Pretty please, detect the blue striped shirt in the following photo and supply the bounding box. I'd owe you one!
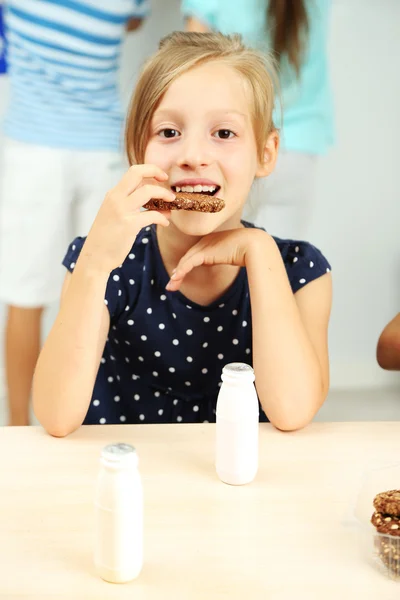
[3,0,149,151]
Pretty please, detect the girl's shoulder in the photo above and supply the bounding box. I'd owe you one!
[63,227,151,281]
[62,226,155,321]
[273,236,331,294]
[243,221,331,294]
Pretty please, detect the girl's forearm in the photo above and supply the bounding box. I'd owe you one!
[245,234,324,431]
[32,259,109,437]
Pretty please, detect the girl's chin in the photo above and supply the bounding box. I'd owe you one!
[169,212,225,237]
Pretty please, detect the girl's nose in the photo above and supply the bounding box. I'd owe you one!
[177,136,212,170]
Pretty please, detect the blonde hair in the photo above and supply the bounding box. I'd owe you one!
[125,31,279,165]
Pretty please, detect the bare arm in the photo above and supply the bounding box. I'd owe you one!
[166,227,332,432]
[33,265,110,437]
[126,17,145,32]
[185,16,211,32]
[246,231,332,431]
[377,313,400,370]
[32,164,174,438]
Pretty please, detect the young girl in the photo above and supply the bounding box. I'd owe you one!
[32,32,332,437]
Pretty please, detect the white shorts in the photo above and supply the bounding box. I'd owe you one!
[243,151,319,240]
[0,138,125,307]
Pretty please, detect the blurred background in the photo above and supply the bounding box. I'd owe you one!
[0,0,399,424]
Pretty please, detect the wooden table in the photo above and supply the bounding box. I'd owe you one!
[0,422,399,599]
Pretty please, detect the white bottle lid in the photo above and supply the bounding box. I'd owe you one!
[101,443,138,469]
[221,362,255,383]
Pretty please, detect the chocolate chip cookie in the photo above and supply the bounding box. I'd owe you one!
[144,192,225,213]
[373,490,400,517]
[371,511,400,536]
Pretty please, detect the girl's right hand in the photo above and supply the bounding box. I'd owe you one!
[79,164,174,275]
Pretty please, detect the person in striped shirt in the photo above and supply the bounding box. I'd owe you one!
[0,0,149,426]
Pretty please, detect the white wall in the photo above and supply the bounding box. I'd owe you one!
[0,0,399,391]
[310,0,400,388]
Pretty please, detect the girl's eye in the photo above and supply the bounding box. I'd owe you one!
[214,129,236,140]
[158,129,180,139]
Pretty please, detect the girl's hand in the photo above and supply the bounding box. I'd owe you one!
[166,228,269,291]
[80,164,174,275]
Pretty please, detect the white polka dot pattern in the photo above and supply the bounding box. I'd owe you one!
[63,227,331,426]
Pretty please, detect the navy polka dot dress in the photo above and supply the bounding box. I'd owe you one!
[62,222,331,425]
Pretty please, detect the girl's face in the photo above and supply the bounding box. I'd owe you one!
[144,61,277,237]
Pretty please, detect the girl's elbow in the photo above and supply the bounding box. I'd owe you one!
[272,415,312,432]
[33,405,71,438]
[33,394,76,438]
[267,404,315,431]
[377,334,400,370]
[41,420,77,438]
[266,389,327,432]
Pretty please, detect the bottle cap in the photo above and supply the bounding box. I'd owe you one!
[221,362,255,382]
[101,443,138,467]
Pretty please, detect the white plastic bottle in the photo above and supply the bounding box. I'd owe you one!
[94,443,143,583]
[216,363,259,485]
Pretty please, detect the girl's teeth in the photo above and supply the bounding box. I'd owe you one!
[178,185,218,193]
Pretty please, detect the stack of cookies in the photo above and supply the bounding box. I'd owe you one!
[371,490,400,577]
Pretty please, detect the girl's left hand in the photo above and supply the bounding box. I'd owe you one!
[165,227,268,291]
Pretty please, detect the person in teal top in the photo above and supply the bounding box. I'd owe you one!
[182,0,334,239]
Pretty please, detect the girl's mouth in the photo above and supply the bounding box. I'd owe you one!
[171,184,220,197]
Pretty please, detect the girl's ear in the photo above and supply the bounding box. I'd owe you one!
[255,130,279,178]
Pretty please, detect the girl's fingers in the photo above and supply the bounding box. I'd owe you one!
[129,184,175,210]
[166,252,206,291]
[133,209,171,231]
[115,164,169,196]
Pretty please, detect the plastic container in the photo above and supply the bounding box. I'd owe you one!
[216,362,259,485]
[94,443,143,583]
[350,462,400,581]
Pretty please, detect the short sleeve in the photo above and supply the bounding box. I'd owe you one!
[276,239,331,294]
[130,0,151,18]
[62,237,132,323]
[181,0,218,29]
